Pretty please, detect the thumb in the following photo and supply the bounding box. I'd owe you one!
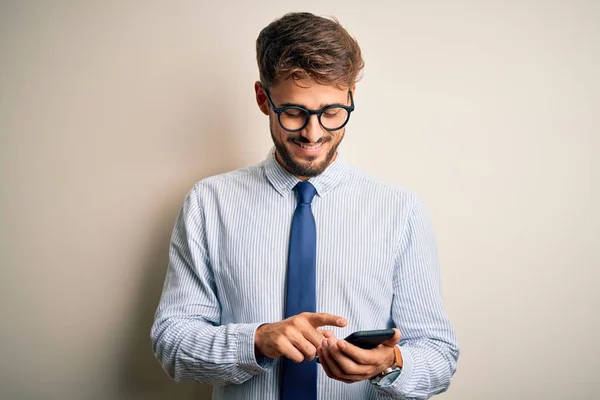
[382,328,401,347]
[307,312,348,328]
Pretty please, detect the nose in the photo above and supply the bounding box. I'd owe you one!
[301,114,324,143]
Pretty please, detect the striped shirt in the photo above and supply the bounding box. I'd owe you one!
[151,148,459,400]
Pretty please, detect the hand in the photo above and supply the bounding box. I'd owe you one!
[317,328,401,383]
[255,312,347,363]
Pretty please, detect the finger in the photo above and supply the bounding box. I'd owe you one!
[328,340,373,378]
[317,329,336,339]
[302,326,327,349]
[279,338,307,363]
[304,312,348,328]
[287,332,318,361]
[381,328,401,347]
[323,344,344,377]
[321,341,355,383]
[319,350,353,384]
[292,316,327,349]
[317,347,334,377]
[336,339,375,365]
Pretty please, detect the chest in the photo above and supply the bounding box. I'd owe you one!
[208,194,399,322]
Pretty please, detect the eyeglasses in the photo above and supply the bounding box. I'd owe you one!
[264,90,355,132]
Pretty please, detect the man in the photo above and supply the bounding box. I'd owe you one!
[151,12,459,400]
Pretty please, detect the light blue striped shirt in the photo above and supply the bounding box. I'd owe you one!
[151,148,459,399]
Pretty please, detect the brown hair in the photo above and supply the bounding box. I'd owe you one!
[256,12,364,89]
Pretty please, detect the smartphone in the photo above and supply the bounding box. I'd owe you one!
[343,329,395,349]
[315,328,395,363]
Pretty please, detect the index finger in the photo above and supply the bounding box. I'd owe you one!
[335,340,376,365]
[304,312,348,328]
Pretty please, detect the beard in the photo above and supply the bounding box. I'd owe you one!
[270,122,343,178]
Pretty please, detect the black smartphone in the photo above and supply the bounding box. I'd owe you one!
[343,329,395,349]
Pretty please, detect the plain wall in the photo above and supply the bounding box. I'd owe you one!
[1,1,598,399]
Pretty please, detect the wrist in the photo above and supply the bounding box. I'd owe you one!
[386,346,396,368]
[371,346,403,386]
[254,323,269,357]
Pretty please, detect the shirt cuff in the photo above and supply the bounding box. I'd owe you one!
[374,345,414,396]
[237,323,277,374]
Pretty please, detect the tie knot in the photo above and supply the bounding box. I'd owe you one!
[294,181,317,205]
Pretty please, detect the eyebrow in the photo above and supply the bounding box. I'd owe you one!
[265,90,352,110]
[277,96,350,109]
[278,101,341,108]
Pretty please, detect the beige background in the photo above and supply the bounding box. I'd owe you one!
[1,1,598,399]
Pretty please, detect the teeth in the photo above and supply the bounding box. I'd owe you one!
[297,142,322,149]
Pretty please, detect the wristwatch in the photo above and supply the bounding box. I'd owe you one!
[370,346,403,387]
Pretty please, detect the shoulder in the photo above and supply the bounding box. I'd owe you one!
[343,164,422,211]
[339,164,436,246]
[187,160,267,203]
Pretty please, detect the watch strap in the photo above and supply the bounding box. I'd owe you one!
[392,345,402,368]
[370,345,403,385]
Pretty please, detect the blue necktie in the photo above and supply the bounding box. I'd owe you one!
[281,181,318,400]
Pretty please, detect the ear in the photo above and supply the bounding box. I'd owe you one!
[255,81,269,116]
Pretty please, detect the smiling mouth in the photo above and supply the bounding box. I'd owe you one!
[294,141,323,150]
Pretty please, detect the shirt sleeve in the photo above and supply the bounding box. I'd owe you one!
[150,185,277,385]
[375,194,460,399]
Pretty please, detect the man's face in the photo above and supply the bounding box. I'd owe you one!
[255,79,353,179]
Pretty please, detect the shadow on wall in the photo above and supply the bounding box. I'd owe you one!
[116,84,250,400]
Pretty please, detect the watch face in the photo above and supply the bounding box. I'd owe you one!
[378,369,402,386]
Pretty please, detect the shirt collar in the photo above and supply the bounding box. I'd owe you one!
[263,146,350,197]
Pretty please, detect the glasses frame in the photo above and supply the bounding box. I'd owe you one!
[264,90,355,133]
